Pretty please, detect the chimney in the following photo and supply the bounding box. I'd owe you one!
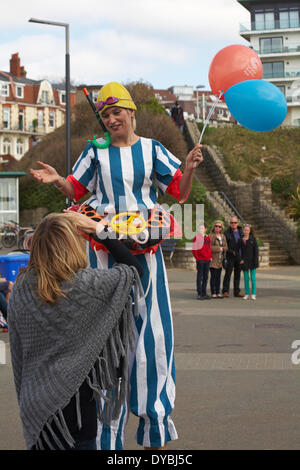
[10,53,21,78]
[20,66,27,78]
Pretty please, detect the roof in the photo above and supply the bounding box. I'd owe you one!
[0,171,26,177]
[154,89,177,102]
[237,0,276,10]
[0,71,76,91]
[0,71,39,85]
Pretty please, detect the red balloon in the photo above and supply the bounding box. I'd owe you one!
[208,45,263,100]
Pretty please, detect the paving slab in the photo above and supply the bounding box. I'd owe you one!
[1,265,300,450]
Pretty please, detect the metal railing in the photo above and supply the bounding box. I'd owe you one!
[0,125,45,133]
[254,44,300,54]
[240,19,300,33]
[263,70,300,79]
[219,191,246,223]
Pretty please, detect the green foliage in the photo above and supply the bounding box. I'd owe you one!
[271,176,294,199]
[20,182,67,214]
[139,97,166,115]
[203,126,300,221]
[289,190,300,222]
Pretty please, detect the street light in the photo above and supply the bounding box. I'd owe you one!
[28,18,71,206]
[196,85,205,122]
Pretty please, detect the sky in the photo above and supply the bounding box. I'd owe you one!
[0,0,250,90]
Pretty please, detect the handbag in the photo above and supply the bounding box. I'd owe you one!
[222,255,228,270]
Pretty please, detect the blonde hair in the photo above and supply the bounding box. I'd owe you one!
[21,213,88,304]
[212,220,224,233]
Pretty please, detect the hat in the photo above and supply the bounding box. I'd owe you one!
[96,82,137,113]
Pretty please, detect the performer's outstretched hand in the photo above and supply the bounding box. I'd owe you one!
[30,161,60,184]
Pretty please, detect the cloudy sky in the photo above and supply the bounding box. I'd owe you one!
[0,0,250,89]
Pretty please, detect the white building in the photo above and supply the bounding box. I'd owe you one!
[238,0,300,127]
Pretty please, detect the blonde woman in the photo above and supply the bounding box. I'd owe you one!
[210,220,228,299]
[8,212,143,450]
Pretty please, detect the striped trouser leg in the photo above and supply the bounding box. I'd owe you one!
[89,244,178,449]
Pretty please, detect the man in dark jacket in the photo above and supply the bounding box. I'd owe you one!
[222,216,244,297]
[171,101,184,132]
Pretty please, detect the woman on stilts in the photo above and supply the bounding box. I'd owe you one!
[30,82,203,450]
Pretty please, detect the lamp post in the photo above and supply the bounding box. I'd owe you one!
[196,85,205,122]
[28,18,71,206]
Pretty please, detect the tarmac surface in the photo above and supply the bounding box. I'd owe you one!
[1,265,300,450]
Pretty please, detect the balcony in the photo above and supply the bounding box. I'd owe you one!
[240,19,300,33]
[0,125,46,135]
[263,70,300,80]
[286,95,300,106]
[254,43,300,56]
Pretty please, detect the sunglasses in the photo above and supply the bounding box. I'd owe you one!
[214,225,222,228]
[230,221,238,224]
[95,96,131,112]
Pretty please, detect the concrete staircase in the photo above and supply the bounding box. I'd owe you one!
[194,164,290,266]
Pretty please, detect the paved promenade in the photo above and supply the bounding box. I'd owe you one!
[1,265,300,450]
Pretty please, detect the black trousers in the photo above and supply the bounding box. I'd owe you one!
[210,267,222,295]
[222,257,241,295]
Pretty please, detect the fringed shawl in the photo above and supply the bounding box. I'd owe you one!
[8,264,143,450]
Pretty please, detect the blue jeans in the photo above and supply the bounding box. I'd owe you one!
[196,260,210,296]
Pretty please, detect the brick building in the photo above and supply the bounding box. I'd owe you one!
[0,53,76,164]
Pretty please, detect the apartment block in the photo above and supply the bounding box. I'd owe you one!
[238,0,300,126]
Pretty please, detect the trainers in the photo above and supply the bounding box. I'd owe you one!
[251,295,256,300]
[243,295,250,300]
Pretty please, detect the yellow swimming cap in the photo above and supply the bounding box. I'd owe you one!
[96,82,137,114]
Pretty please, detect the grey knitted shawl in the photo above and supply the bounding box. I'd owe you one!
[8,264,142,450]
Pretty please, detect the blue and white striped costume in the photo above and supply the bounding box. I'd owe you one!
[72,137,181,449]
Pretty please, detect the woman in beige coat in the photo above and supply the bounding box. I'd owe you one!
[210,220,228,298]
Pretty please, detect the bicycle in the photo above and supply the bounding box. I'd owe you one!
[0,220,35,250]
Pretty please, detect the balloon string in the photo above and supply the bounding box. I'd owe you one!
[198,91,223,145]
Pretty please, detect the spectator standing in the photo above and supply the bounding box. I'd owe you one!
[192,223,212,300]
[240,224,259,300]
[222,217,244,298]
[171,101,184,132]
[210,220,228,299]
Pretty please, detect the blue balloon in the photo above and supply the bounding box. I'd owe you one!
[224,79,287,132]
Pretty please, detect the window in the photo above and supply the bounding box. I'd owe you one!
[260,37,283,54]
[42,90,49,104]
[92,90,99,103]
[255,10,275,30]
[1,83,9,96]
[60,92,66,104]
[0,178,17,216]
[279,9,299,29]
[16,86,23,99]
[2,137,12,155]
[49,111,55,128]
[263,61,284,79]
[3,107,10,129]
[16,138,24,157]
[18,110,24,131]
[38,110,43,127]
